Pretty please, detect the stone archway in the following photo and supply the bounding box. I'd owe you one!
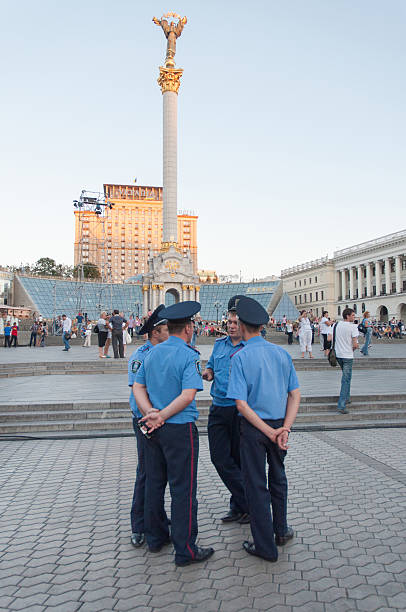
[376,305,388,322]
[165,288,180,306]
[397,303,406,320]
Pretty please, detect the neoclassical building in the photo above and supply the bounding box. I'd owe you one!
[281,230,406,321]
[334,230,406,321]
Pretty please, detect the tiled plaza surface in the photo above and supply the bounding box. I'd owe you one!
[1,430,406,612]
[0,340,405,364]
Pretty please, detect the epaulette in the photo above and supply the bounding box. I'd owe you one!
[186,344,201,355]
[215,335,228,342]
[139,343,151,353]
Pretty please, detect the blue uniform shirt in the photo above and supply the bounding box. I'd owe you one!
[135,335,203,424]
[128,340,153,418]
[206,336,246,407]
[227,336,299,420]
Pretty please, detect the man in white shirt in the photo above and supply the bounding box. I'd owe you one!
[320,311,333,356]
[328,308,359,414]
[61,314,72,351]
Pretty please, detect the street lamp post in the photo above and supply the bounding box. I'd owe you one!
[214,301,222,325]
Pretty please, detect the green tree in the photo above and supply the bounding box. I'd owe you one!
[32,257,60,276]
[73,262,101,279]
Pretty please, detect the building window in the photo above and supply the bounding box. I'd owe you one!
[382,284,386,294]
[372,266,376,276]
[304,294,307,303]
[338,306,341,315]
[403,280,406,291]
[363,269,367,278]
[299,280,301,287]
[353,304,357,313]
[304,279,306,286]
[362,303,365,312]
[320,290,324,300]
[373,286,376,296]
[294,296,297,305]
[294,281,296,288]
[392,282,396,294]
[315,276,317,283]
[402,260,406,271]
[309,278,312,284]
[299,295,302,304]
[315,292,318,301]
[391,262,395,272]
[309,293,312,302]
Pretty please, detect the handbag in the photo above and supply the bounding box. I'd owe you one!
[93,324,99,334]
[126,331,132,344]
[328,322,338,367]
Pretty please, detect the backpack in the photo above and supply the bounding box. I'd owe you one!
[358,319,367,335]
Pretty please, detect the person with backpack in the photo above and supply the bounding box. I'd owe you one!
[360,311,372,356]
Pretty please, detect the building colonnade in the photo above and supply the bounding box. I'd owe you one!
[336,255,405,302]
[142,284,200,315]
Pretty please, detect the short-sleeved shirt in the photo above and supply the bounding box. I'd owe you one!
[135,335,203,424]
[97,318,107,332]
[333,322,359,359]
[4,326,11,336]
[110,315,126,331]
[206,336,246,407]
[227,336,299,420]
[320,317,331,335]
[128,340,153,418]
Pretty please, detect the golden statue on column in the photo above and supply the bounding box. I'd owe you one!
[153,12,187,69]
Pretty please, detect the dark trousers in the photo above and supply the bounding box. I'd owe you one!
[240,418,288,560]
[112,330,124,358]
[207,404,248,514]
[144,422,199,564]
[4,336,11,347]
[130,418,147,533]
[287,332,293,345]
[29,332,37,347]
[10,336,17,347]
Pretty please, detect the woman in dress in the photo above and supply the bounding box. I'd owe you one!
[360,311,372,356]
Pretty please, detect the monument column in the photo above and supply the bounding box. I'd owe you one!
[349,267,355,300]
[341,269,347,302]
[366,263,372,297]
[195,285,200,302]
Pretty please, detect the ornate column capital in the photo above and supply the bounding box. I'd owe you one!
[142,285,149,292]
[158,67,184,94]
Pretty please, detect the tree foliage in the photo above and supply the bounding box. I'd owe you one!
[73,262,101,279]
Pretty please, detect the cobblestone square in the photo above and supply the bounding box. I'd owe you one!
[1,428,405,611]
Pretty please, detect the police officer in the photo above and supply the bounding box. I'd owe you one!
[227,296,300,562]
[203,295,249,523]
[128,305,169,547]
[134,301,215,567]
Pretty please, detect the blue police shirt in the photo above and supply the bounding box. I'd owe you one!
[135,335,203,424]
[227,336,299,420]
[128,340,153,418]
[206,336,246,407]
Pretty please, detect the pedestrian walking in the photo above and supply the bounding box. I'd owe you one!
[61,315,72,351]
[10,323,18,347]
[128,305,169,548]
[203,295,249,524]
[4,323,12,347]
[109,310,127,359]
[286,320,293,345]
[134,301,215,567]
[83,322,92,347]
[328,308,359,414]
[40,322,48,347]
[29,322,38,347]
[360,311,372,356]
[320,311,333,356]
[227,296,300,562]
[96,312,109,358]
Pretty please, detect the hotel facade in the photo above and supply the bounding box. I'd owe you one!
[74,184,198,283]
[281,230,406,321]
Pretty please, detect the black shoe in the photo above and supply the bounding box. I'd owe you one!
[238,513,251,524]
[221,510,244,523]
[130,532,145,547]
[148,537,171,553]
[275,526,294,546]
[175,546,214,567]
[243,541,277,562]
[337,408,349,414]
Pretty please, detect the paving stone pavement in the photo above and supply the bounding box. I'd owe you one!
[1,369,405,404]
[0,430,405,611]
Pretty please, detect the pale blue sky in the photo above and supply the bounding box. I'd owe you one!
[1,1,405,278]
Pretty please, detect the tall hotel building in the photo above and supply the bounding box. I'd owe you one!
[74,184,198,282]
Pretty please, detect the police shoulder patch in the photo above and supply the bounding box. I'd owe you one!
[195,359,202,376]
[131,359,142,374]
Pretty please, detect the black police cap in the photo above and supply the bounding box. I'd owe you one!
[138,304,167,335]
[236,296,269,326]
[160,300,201,322]
[227,294,246,312]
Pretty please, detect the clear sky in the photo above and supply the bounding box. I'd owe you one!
[1,1,405,279]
